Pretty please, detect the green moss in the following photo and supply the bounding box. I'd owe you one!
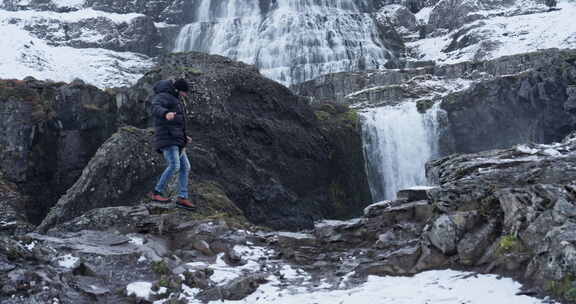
[317,103,337,114]
[566,287,576,302]
[341,109,359,128]
[184,181,249,228]
[416,99,435,113]
[173,66,203,76]
[547,275,576,302]
[151,261,170,275]
[120,126,142,134]
[82,104,103,111]
[497,235,524,255]
[329,181,348,216]
[315,110,331,121]
[0,86,38,102]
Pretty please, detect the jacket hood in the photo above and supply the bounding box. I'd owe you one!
[153,80,178,96]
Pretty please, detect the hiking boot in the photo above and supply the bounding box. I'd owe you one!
[148,191,170,203]
[176,197,195,210]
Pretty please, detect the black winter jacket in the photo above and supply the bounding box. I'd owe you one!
[151,80,188,152]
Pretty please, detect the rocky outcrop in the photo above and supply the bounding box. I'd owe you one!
[295,49,576,160]
[293,49,567,105]
[423,135,576,301]
[439,49,576,155]
[0,78,118,224]
[0,202,261,303]
[36,127,162,231]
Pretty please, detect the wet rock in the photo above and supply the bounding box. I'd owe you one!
[397,187,435,202]
[425,212,481,256]
[197,273,268,301]
[182,267,214,290]
[192,240,213,256]
[355,246,421,276]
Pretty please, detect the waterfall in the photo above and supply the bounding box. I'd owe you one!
[361,102,440,201]
[174,0,393,85]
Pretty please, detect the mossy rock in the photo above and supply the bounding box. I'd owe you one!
[315,110,331,121]
[416,99,435,113]
[496,235,524,255]
[0,86,38,102]
[178,180,249,229]
[546,275,576,302]
[151,260,170,275]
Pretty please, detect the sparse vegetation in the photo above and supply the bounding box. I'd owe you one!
[497,235,523,254]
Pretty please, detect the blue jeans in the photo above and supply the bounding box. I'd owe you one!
[154,145,190,199]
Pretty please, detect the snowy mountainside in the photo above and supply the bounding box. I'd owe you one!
[0,0,575,89]
[400,0,576,64]
[0,2,157,88]
[0,21,153,88]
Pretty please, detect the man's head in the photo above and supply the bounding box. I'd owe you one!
[173,78,189,96]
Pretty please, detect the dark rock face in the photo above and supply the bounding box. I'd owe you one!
[37,127,162,231]
[440,50,576,155]
[0,172,34,236]
[0,79,118,224]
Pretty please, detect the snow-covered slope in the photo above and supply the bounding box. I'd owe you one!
[407,0,576,64]
[1,0,575,89]
[0,6,155,88]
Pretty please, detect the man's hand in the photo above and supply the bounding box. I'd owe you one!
[187,136,192,144]
[165,112,176,120]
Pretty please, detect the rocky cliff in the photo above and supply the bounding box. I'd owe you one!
[0,78,118,224]
[295,49,576,158]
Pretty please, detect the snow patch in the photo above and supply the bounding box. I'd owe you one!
[516,144,539,154]
[52,0,85,9]
[56,254,79,268]
[129,236,144,245]
[126,282,153,300]
[170,269,556,304]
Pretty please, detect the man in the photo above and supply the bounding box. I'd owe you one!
[148,78,195,210]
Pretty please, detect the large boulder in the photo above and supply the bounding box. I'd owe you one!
[37,127,162,231]
[125,52,372,230]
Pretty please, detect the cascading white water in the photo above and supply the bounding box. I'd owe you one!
[174,0,393,85]
[361,102,440,201]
